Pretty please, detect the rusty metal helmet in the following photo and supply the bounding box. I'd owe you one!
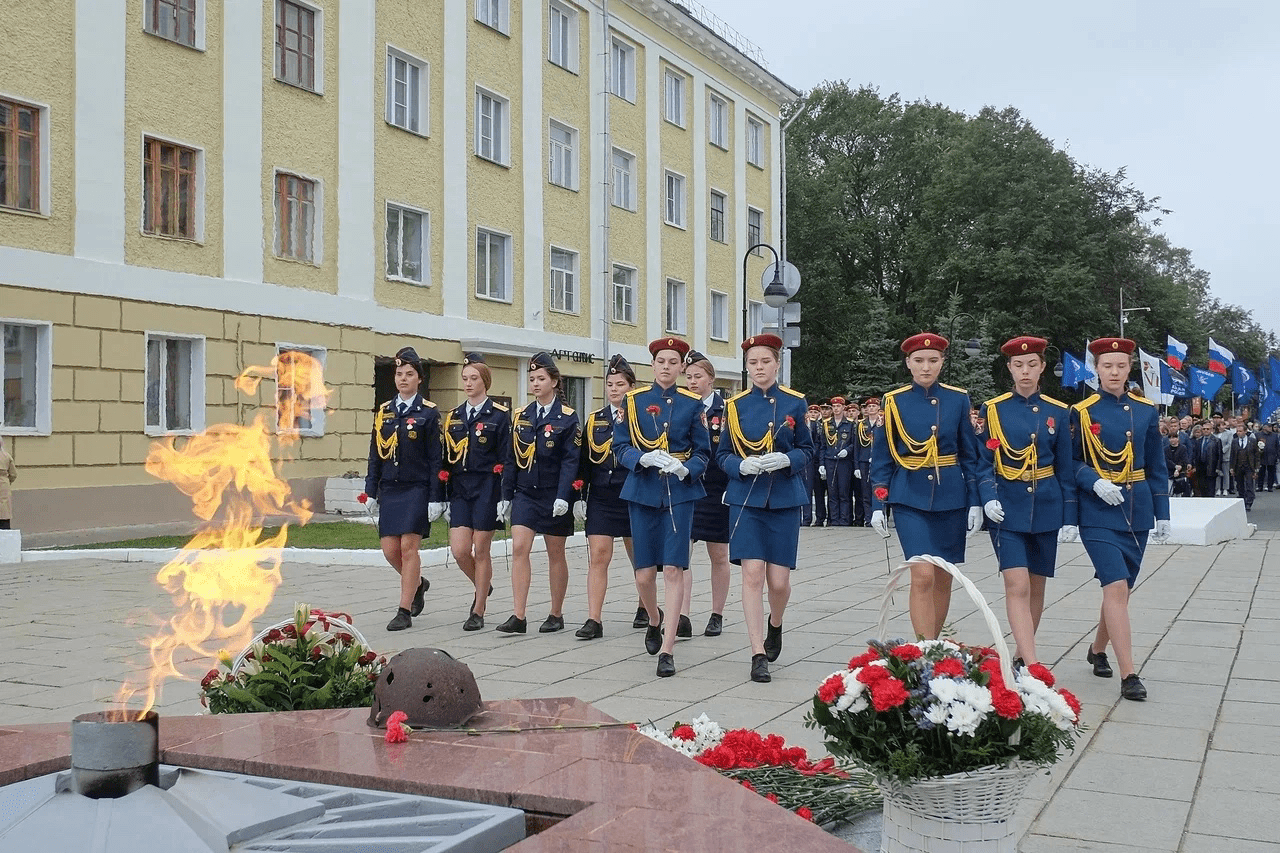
[367,648,483,728]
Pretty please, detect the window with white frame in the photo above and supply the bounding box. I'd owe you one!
[708,92,728,148]
[386,47,428,135]
[386,203,427,284]
[611,264,635,323]
[548,0,578,72]
[1,321,51,433]
[0,98,46,215]
[275,0,320,92]
[665,278,686,334]
[746,116,765,167]
[475,0,509,33]
[549,247,577,313]
[476,228,510,301]
[748,206,763,254]
[275,344,326,435]
[664,171,685,227]
[145,333,204,434]
[609,36,635,101]
[548,120,576,190]
[610,147,635,211]
[710,291,729,341]
[709,190,726,243]
[748,300,764,336]
[144,0,200,49]
[663,69,684,126]
[143,136,201,241]
[274,171,318,262]
[563,375,587,417]
[475,87,508,165]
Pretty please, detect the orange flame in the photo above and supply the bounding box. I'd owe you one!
[116,353,331,717]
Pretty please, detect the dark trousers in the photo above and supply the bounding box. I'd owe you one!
[1257,464,1276,490]
[826,459,854,525]
[812,471,828,525]
[1236,467,1256,508]
[800,464,814,525]
[853,463,870,525]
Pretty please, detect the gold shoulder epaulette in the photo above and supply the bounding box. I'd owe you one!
[626,385,651,398]
[677,387,702,400]
[1039,394,1069,410]
[727,389,750,404]
[421,400,437,408]
[1129,393,1155,406]
[985,392,1012,407]
[939,382,969,394]
[1073,394,1101,411]
[884,385,909,397]
[561,405,575,415]
[778,385,805,399]
[492,402,508,412]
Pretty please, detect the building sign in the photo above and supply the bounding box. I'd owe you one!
[550,350,596,364]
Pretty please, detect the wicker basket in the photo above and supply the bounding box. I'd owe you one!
[231,608,369,675]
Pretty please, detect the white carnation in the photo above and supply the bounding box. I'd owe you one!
[945,703,983,736]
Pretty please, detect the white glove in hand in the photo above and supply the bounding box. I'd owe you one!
[1058,524,1079,543]
[854,468,863,480]
[760,452,791,472]
[497,500,512,523]
[966,505,984,538]
[738,456,764,476]
[1153,519,1171,543]
[639,450,666,469]
[366,498,379,516]
[870,510,891,539]
[427,502,447,522]
[553,499,569,517]
[818,465,827,480]
[573,500,588,522]
[984,499,1005,523]
[670,464,690,480]
[1092,478,1125,506]
[837,448,849,459]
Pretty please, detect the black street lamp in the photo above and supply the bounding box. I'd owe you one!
[742,243,789,388]
[943,313,981,378]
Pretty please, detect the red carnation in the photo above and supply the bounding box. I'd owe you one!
[493,463,504,474]
[986,438,1001,450]
[1058,688,1082,719]
[357,492,369,504]
[848,649,881,669]
[740,779,755,792]
[991,686,1023,719]
[572,479,584,491]
[874,487,889,501]
[931,657,965,677]
[784,415,796,429]
[891,644,923,662]
[817,674,846,704]
[438,470,450,482]
[671,724,695,741]
[796,806,815,822]
[1089,422,1102,435]
[870,677,910,711]
[856,665,891,686]
[358,651,377,665]
[384,710,411,744]
[765,792,779,804]
[646,404,661,414]
[200,668,220,689]
[1027,663,1055,687]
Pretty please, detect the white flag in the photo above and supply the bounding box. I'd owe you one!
[1083,341,1099,390]
[1139,349,1163,403]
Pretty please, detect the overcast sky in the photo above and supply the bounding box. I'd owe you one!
[698,0,1277,349]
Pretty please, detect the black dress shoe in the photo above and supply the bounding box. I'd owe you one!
[632,606,649,629]
[763,620,783,662]
[676,615,693,638]
[656,653,676,677]
[1087,648,1113,678]
[470,584,495,614]
[386,608,412,632]
[462,612,484,631]
[1121,673,1147,701]
[644,625,663,655]
[575,618,603,640]
[704,613,723,637]
[539,614,565,633]
[750,653,771,683]
[495,615,527,634]
[410,578,430,617]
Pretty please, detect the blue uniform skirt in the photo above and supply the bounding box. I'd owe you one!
[512,486,574,537]
[893,505,966,564]
[376,481,432,538]
[691,491,730,543]
[448,471,502,532]
[1081,527,1149,588]
[628,502,694,570]
[989,527,1058,576]
[586,481,631,538]
[728,505,802,568]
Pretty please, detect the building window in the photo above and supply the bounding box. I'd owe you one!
[386,47,428,135]
[708,93,728,149]
[144,0,198,48]
[611,147,635,211]
[664,170,685,228]
[0,98,42,214]
[1,322,51,433]
[710,291,729,341]
[746,116,765,167]
[612,264,635,324]
[275,0,319,92]
[274,171,317,262]
[475,87,508,165]
[475,0,509,34]
[549,247,578,314]
[275,345,326,435]
[386,203,427,284]
[563,375,587,417]
[609,36,635,101]
[143,137,199,241]
[548,120,576,190]
[664,69,684,127]
[748,300,764,336]
[145,334,204,434]
[476,228,510,301]
[748,206,763,254]
[548,1,577,72]
[665,278,686,334]
[709,190,726,243]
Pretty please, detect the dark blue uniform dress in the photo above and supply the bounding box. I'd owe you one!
[810,418,828,525]
[822,418,856,525]
[719,384,814,568]
[1071,391,1169,587]
[578,404,631,538]
[504,398,581,537]
[853,418,875,526]
[871,382,980,563]
[365,395,445,537]
[977,391,1077,576]
[691,392,730,543]
[442,397,512,532]
[614,383,710,570]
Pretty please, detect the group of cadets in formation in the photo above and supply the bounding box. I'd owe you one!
[364,332,1169,698]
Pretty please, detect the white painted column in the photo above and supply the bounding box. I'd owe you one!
[521,0,545,332]
[74,0,126,264]
[644,44,662,341]
[337,0,376,301]
[222,0,264,283]
[442,0,469,319]
[690,68,708,352]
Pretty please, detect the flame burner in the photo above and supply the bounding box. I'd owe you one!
[68,710,160,799]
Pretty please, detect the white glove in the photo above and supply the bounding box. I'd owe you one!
[553,499,569,517]
[853,468,863,480]
[427,502,447,522]
[366,498,379,516]
[721,492,729,505]
[1152,519,1171,544]
[760,452,791,472]
[983,500,1004,523]
[818,465,827,480]
[443,504,451,524]
[1092,479,1125,506]
[738,456,764,476]
[573,500,588,522]
[870,510,890,539]
[966,505,984,538]
[1058,524,1078,543]
[497,500,511,523]
[837,448,849,459]
[639,450,666,469]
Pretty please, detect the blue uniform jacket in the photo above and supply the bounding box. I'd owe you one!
[718,383,814,509]
[615,383,710,507]
[977,390,1077,533]
[821,418,856,466]
[1071,391,1169,532]
[577,405,629,496]
[701,392,730,500]
[871,382,979,513]
[503,398,581,502]
[365,394,445,501]
[441,398,512,476]
[854,418,875,467]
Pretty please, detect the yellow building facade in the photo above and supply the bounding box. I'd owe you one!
[0,0,797,535]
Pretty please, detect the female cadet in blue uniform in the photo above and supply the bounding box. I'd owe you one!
[572,355,638,640]
[977,336,1077,668]
[870,333,983,640]
[441,353,512,632]
[719,333,813,683]
[683,350,731,638]
[1072,337,1170,701]
[614,336,711,678]
[364,347,446,632]
[820,396,856,526]
[495,352,581,635]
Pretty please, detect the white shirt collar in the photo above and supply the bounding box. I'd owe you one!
[701,392,715,408]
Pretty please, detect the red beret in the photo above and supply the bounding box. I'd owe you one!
[830,396,847,405]
[1088,338,1136,356]
[649,337,691,358]
[901,332,948,354]
[1000,336,1048,357]
[865,396,880,405]
[741,333,783,352]
[807,404,820,411]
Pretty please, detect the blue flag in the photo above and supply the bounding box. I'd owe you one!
[1232,362,1257,402]
[1163,362,1188,398]
[1189,366,1226,400]
[1270,355,1280,396]
[1260,365,1277,423]
[1062,351,1090,387]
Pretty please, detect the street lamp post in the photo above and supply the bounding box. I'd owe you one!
[943,313,981,378]
[1119,286,1149,338]
[741,243,789,388]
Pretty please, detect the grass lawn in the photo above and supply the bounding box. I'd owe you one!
[51,520,515,551]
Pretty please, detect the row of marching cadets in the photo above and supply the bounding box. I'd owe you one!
[805,394,882,527]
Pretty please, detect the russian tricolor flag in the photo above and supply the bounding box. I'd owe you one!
[1166,335,1187,370]
[1208,337,1234,376]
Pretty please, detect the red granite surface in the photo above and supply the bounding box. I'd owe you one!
[0,698,862,852]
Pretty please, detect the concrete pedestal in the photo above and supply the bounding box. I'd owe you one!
[0,529,20,564]
[1168,498,1253,545]
[322,477,368,516]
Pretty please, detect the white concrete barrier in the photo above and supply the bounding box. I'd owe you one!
[0,530,20,564]
[1168,497,1254,545]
